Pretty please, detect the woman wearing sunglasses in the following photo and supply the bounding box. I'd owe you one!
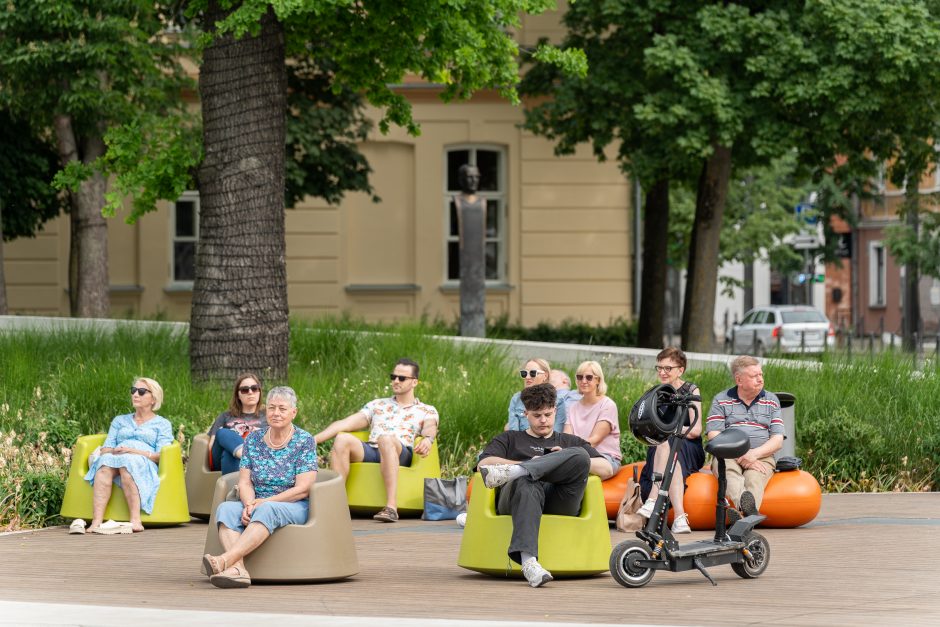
[636,347,704,534]
[207,373,268,475]
[563,361,621,479]
[83,377,173,533]
[505,358,568,433]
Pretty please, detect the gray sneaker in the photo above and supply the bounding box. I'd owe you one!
[481,464,515,488]
[739,491,759,517]
[521,559,553,588]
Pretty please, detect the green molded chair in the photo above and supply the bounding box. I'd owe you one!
[457,473,610,577]
[344,431,440,516]
[60,433,190,525]
[203,469,359,582]
[184,433,222,520]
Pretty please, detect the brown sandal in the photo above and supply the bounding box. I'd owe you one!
[373,506,399,523]
[202,553,226,577]
[209,565,251,588]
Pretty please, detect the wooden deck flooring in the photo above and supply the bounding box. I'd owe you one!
[1,493,938,626]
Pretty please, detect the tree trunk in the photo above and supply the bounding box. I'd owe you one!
[636,179,669,349]
[0,199,7,315]
[192,1,289,381]
[54,114,110,318]
[903,178,920,352]
[681,145,732,353]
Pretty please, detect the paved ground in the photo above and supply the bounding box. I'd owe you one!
[0,493,938,626]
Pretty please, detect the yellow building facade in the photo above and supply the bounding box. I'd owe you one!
[2,8,634,326]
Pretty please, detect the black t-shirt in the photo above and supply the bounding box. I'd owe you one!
[479,430,602,464]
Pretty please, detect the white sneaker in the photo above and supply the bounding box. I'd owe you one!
[521,559,553,588]
[481,464,515,488]
[637,497,656,519]
[672,513,691,534]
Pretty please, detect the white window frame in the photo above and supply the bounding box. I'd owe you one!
[869,240,886,307]
[443,145,508,284]
[169,191,200,287]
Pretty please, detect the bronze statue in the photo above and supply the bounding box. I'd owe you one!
[454,164,486,337]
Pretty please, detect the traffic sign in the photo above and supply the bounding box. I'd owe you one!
[792,234,820,250]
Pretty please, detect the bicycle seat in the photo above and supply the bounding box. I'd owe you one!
[705,428,750,459]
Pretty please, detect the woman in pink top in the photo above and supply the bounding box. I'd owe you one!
[563,360,621,479]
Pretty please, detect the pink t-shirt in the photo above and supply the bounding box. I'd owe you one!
[566,396,621,461]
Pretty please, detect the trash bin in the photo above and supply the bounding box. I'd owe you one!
[773,392,796,460]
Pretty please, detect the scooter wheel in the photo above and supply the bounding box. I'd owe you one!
[731,531,770,579]
[609,540,656,588]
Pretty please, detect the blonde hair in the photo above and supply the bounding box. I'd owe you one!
[576,360,607,396]
[522,358,551,381]
[134,377,164,412]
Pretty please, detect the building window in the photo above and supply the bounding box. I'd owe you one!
[444,146,506,282]
[869,241,886,307]
[171,192,199,283]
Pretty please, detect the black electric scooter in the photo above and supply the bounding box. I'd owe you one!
[609,384,770,587]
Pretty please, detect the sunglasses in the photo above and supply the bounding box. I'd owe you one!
[519,369,545,378]
[130,387,151,396]
[389,374,416,382]
[575,374,597,382]
[655,365,678,373]
[239,385,260,394]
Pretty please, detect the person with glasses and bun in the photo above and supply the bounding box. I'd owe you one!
[562,361,621,480]
[207,373,267,475]
[636,347,704,534]
[505,358,568,433]
[83,377,173,533]
[314,358,438,523]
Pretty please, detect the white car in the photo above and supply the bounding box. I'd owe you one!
[726,306,835,355]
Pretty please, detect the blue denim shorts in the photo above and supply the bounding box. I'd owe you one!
[215,499,308,534]
[601,453,622,475]
[361,440,413,466]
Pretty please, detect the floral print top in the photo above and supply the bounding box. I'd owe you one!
[361,397,439,448]
[239,426,318,499]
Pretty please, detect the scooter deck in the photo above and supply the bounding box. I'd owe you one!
[669,539,745,559]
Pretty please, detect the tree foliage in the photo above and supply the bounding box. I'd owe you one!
[0,109,65,241]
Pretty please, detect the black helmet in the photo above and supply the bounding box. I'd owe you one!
[629,383,685,445]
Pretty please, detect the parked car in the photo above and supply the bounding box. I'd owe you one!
[726,305,835,355]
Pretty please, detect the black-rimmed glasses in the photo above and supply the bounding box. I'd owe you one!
[519,369,545,378]
[238,385,260,394]
[575,374,597,382]
[390,374,416,382]
[655,365,678,374]
[130,387,151,396]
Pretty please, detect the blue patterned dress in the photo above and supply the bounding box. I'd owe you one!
[240,427,318,497]
[84,414,174,514]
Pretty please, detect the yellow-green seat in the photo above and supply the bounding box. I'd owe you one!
[457,473,610,577]
[60,433,190,525]
[184,433,222,520]
[344,431,440,516]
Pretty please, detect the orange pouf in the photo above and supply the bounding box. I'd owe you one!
[603,462,645,519]
[681,469,821,529]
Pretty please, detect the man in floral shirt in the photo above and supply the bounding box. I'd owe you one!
[315,358,439,522]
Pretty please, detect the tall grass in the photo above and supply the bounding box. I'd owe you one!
[0,318,935,530]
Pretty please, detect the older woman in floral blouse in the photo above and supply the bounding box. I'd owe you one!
[202,386,317,588]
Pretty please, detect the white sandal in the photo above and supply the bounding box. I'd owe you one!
[68,519,86,535]
[90,519,133,535]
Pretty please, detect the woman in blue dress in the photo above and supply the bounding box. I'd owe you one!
[85,377,173,533]
[203,386,318,588]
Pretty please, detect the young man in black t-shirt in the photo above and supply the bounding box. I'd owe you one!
[478,382,602,588]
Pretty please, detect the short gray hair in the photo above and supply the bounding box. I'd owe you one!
[730,355,760,377]
[266,386,298,408]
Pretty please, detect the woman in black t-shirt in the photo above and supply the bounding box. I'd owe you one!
[207,373,267,474]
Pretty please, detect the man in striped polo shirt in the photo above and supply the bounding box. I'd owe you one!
[706,355,784,521]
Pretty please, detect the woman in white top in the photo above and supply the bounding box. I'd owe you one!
[563,360,621,479]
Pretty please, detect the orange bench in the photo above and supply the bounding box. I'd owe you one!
[603,462,821,529]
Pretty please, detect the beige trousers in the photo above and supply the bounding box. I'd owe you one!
[712,455,777,509]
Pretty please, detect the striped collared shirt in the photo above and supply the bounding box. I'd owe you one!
[706,387,784,449]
